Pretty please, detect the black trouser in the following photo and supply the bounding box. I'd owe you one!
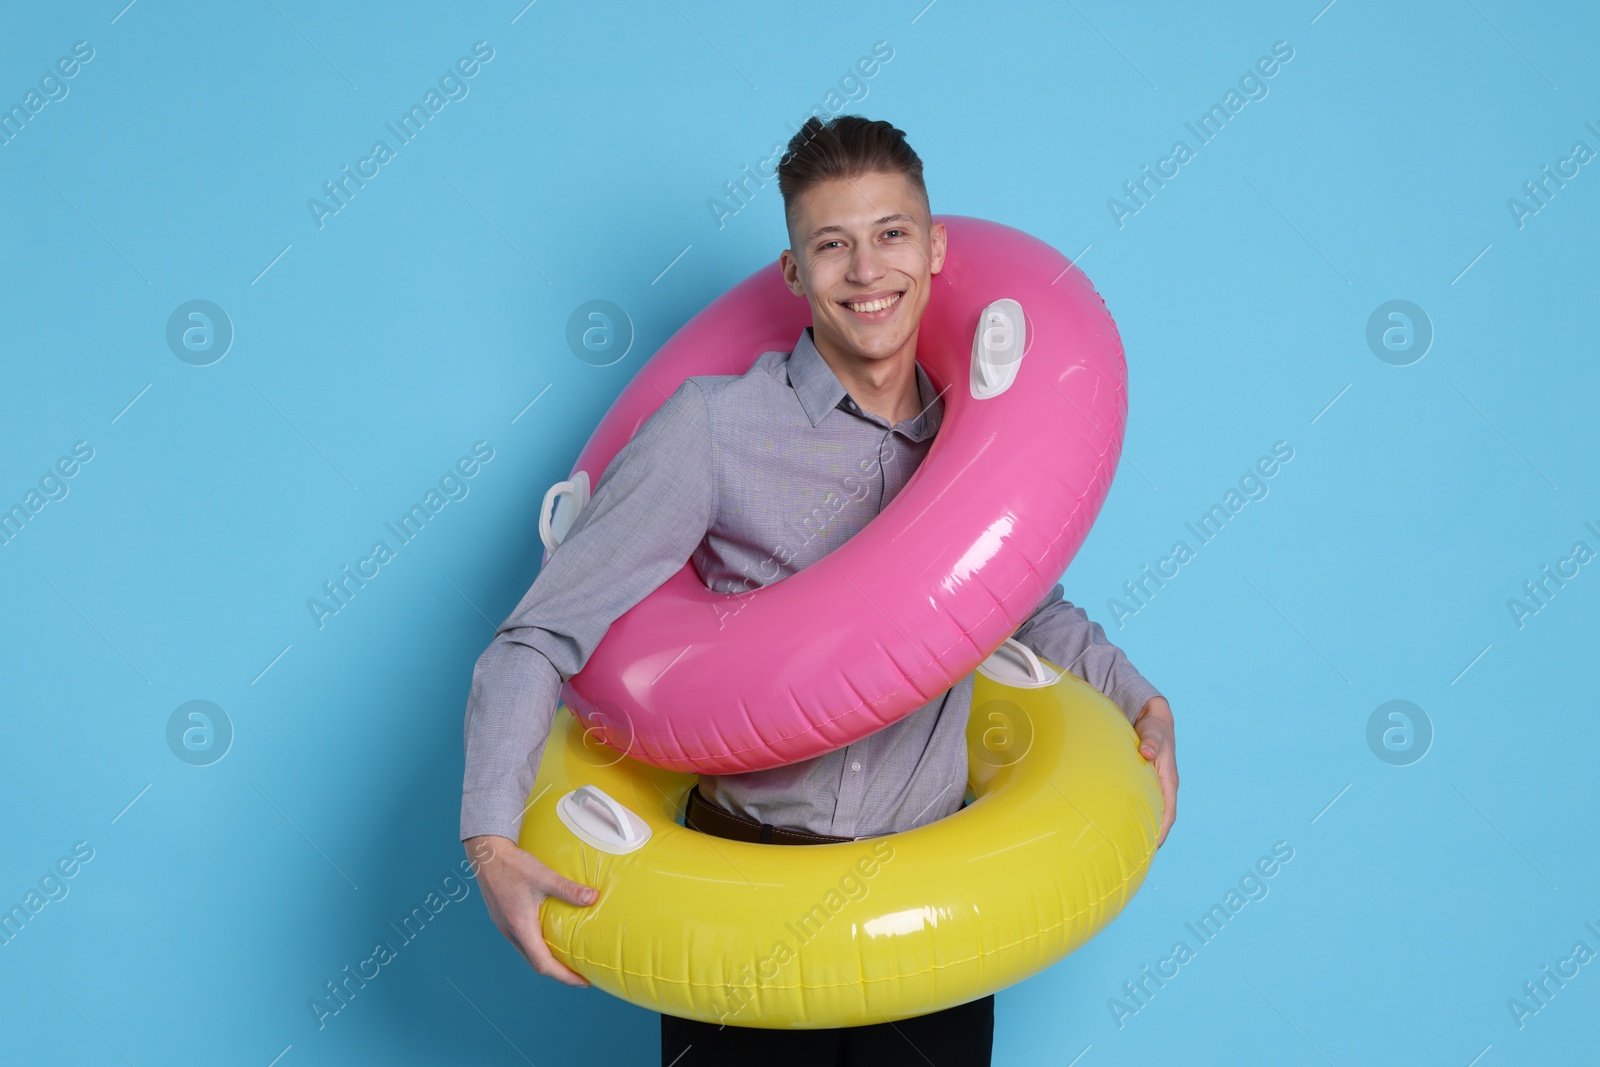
[661,786,994,1065]
[661,993,994,1066]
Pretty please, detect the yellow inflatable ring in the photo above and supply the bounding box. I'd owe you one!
[519,642,1161,1027]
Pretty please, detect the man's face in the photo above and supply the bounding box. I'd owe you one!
[780,170,946,367]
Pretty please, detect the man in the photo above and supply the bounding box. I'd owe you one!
[461,114,1178,1066]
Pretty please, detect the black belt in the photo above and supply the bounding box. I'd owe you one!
[683,783,856,845]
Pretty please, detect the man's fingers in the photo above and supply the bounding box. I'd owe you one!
[513,914,591,988]
[522,856,599,908]
[1134,704,1176,848]
[1155,754,1178,846]
[502,927,537,969]
[548,875,599,907]
[1156,793,1176,846]
[1138,729,1166,760]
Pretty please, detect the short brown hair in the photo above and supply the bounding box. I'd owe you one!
[776,115,929,243]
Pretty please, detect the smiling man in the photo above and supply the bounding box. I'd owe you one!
[460,115,1178,1067]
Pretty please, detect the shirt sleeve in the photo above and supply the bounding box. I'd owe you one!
[1010,582,1163,724]
[461,379,716,841]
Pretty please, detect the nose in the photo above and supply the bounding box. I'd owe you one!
[847,241,888,284]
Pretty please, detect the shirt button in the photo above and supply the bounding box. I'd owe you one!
[851,761,861,772]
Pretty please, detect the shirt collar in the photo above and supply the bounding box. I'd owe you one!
[786,326,943,441]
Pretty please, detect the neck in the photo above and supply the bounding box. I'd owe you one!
[809,326,923,425]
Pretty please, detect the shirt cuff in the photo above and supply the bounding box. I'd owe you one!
[1110,675,1164,725]
[460,788,528,843]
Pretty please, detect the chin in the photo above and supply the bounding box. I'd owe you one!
[859,335,908,360]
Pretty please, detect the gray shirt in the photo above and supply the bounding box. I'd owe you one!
[461,326,1162,842]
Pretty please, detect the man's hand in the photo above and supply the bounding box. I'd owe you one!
[464,834,598,987]
[1132,696,1178,847]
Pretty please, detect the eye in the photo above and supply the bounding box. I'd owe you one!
[884,228,906,238]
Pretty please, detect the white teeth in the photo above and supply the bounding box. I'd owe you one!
[845,293,901,314]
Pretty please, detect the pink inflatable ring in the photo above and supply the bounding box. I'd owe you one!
[537,215,1127,774]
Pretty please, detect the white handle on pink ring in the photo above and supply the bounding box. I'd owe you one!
[539,471,591,556]
[970,298,1027,399]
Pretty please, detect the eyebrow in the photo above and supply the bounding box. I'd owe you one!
[807,214,917,243]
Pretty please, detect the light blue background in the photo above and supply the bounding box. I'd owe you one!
[2,1,1596,1064]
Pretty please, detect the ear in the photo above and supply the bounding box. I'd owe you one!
[779,249,808,298]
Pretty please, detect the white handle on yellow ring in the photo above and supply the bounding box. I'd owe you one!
[573,785,638,844]
[538,471,591,555]
[556,783,652,855]
[976,637,1060,688]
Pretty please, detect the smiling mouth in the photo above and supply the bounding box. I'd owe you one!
[841,291,904,316]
